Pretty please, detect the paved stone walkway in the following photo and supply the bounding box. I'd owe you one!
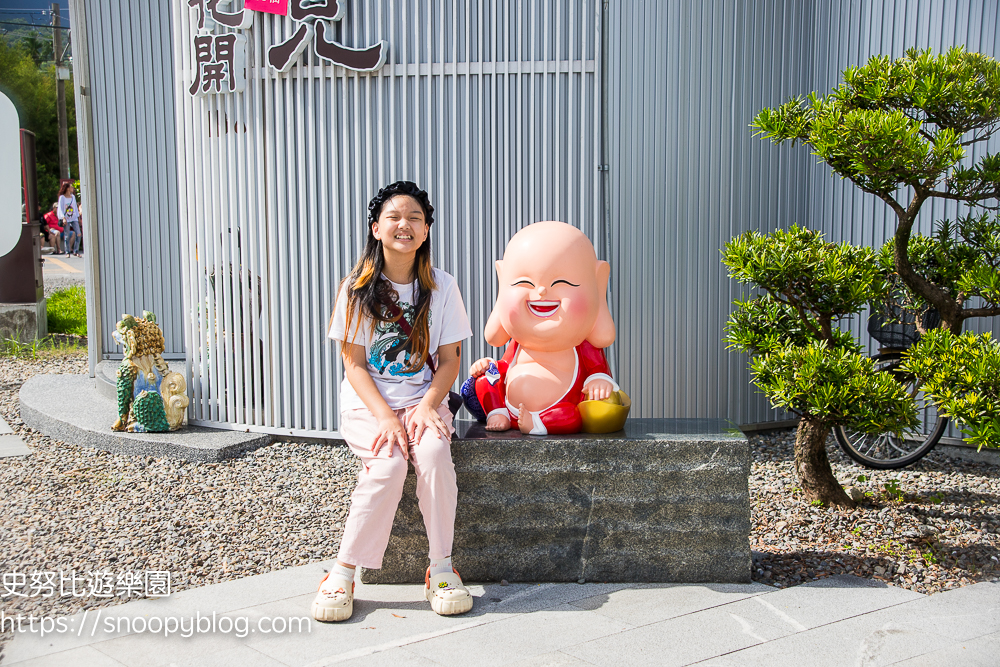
[0,415,31,458]
[5,564,998,666]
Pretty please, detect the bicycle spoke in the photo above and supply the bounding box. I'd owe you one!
[834,351,947,469]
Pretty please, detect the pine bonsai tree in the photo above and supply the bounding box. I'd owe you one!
[750,47,1000,454]
[724,226,917,508]
[752,47,1000,334]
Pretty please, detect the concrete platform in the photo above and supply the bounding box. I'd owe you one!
[5,563,998,667]
[18,374,272,462]
[363,419,750,585]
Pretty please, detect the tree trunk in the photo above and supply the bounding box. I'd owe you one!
[890,202,963,334]
[794,417,855,509]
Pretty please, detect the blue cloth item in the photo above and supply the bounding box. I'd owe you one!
[460,376,486,422]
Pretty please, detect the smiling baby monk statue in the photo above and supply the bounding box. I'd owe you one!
[461,221,630,434]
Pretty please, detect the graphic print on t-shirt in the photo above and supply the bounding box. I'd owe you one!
[368,302,432,377]
[65,206,74,218]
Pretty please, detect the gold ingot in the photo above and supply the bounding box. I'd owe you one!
[579,390,631,433]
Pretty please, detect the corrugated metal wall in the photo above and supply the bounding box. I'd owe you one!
[607,0,998,426]
[98,0,997,435]
[606,0,818,424]
[173,0,603,436]
[75,0,185,359]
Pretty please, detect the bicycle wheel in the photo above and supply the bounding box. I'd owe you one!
[834,352,949,470]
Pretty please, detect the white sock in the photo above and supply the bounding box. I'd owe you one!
[322,562,355,593]
[429,556,453,577]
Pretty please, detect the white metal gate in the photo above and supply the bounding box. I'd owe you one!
[172,0,603,436]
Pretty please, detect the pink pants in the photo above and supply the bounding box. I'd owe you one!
[337,401,457,569]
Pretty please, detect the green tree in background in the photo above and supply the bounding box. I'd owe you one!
[0,37,77,212]
[20,32,55,65]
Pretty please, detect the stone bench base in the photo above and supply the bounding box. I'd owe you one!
[361,418,750,584]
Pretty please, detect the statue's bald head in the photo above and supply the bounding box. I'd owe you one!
[486,221,616,350]
[504,221,598,265]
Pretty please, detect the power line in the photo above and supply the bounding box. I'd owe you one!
[0,20,69,30]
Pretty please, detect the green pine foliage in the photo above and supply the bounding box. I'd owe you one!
[876,213,1000,321]
[46,285,87,336]
[749,341,917,432]
[751,47,1000,201]
[750,46,1000,450]
[750,47,1000,333]
[723,225,917,433]
[903,330,1000,450]
[724,225,884,350]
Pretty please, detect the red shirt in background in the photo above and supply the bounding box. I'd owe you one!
[43,210,63,233]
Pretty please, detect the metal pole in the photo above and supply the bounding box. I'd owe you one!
[67,0,101,377]
[53,3,71,181]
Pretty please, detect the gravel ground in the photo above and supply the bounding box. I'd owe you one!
[1,351,998,656]
[749,429,1000,593]
[0,352,355,656]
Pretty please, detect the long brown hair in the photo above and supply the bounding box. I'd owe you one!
[339,181,437,373]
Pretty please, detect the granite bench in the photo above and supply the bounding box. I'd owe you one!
[360,418,751,584]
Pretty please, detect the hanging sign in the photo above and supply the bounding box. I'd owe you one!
[186,0,387,97]
[245,0,287,16]
[0,92,20,257]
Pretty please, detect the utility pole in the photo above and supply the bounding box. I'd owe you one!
[52,3,70,181]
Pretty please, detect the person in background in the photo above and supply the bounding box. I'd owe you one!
[58,182,82,258]
[41,203,64,254]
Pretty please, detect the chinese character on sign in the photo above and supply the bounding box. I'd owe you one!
[145,570,171,597]
[189,33,248,95]
[188,0,254,31]
[187,0,249,97]
[267,0,387,73]
[187,0,387,96]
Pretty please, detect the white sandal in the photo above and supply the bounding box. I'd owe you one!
[425,568,474,616]
[311,571,354,622]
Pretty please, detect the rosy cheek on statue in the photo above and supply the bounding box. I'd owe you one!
[505,302,525,327]
[561,292,592,324]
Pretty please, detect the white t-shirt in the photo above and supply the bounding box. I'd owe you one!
[58,195,80,223]
[328,267,473,411]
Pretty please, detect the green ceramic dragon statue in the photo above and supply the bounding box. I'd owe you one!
[112,311,189,432]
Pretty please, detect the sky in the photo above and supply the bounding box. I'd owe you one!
[0,0,71,30]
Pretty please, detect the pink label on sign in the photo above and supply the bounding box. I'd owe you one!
[245,0,288,16]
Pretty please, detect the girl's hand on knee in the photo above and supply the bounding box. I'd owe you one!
[372,415,409,459]
[407,403,450,444]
